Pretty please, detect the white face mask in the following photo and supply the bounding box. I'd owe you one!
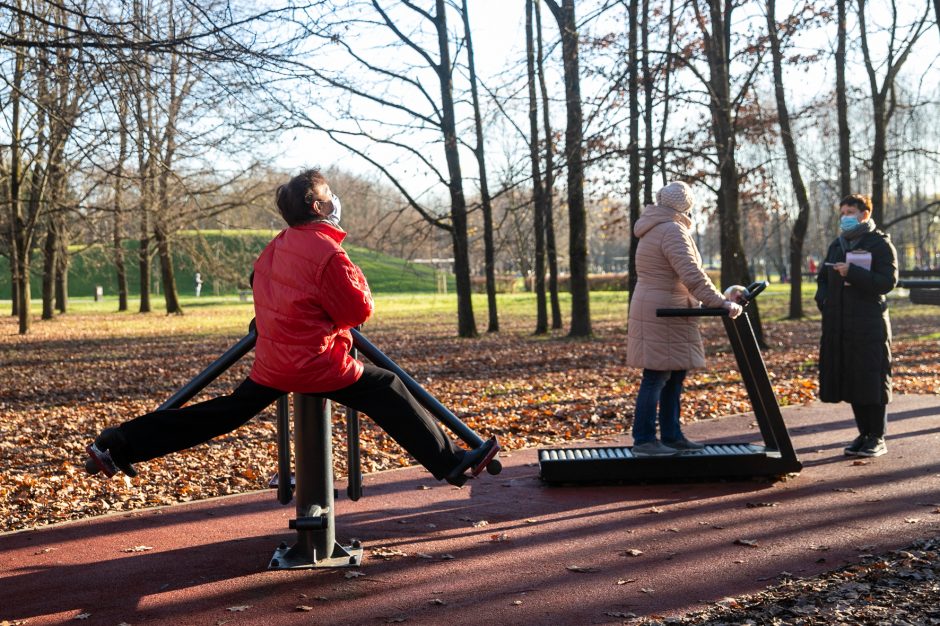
[327,193,342,226]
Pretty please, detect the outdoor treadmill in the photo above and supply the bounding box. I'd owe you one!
[539,281,803,484]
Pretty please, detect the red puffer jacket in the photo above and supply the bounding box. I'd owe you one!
[249,222,374,393]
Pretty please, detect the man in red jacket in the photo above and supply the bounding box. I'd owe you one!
[86,168,498,487]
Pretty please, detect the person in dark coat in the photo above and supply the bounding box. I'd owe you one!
[815,194,898,457]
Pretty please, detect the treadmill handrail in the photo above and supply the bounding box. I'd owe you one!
[657,308,727,317]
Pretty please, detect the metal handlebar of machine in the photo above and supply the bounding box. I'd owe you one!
[350,328,502,476]
[118,319,497,568]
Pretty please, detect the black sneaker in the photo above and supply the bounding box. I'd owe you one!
[85,428,138,477]
[856,436,887,458]
[843,435,866,456]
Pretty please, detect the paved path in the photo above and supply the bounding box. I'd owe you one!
[2,395,939,625]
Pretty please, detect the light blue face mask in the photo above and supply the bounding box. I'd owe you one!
[840,215,860,232]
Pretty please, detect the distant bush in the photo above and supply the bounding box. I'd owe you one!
[470,275,521,293]
[554,273,629,292]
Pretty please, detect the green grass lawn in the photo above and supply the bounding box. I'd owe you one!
[4,279,929,339]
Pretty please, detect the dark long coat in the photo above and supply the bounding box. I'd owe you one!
[815,229,898,406]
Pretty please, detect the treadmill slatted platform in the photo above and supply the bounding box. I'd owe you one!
[538,283,803,484]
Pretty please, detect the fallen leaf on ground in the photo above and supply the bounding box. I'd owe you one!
[566,565,598,573]
[735,539,760,547]
[122,545,153,553]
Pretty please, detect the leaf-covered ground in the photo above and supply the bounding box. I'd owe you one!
[1,299,938,534]
[634,535,940,625]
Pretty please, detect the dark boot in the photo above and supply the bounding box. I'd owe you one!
[445,437,500,486]
[85,428,138,478]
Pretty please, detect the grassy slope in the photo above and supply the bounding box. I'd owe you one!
[0,231,447,299]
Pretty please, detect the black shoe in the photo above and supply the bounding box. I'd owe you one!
[445,437,500,486]
[85,428,138,477]
[843,434,866,456]
[856,436,887,458]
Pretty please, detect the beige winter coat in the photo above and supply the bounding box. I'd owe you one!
[627,204,726,371]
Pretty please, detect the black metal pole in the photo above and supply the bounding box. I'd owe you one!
[276,395,292,505]
[898,279,940,289]
[156,329,257,411]
[292,394,335,563]
[350,328,485,448]
[346,340,362,502]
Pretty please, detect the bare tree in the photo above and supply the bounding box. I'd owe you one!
[460,0,499,332]
[272,1,480,336]
[857,0,930,224]
[766,0,811,319]
[627,0,640,300]
[544,0,591,337]
[527,0,548,334]
[836,0,851,197]
[535,0,562,329]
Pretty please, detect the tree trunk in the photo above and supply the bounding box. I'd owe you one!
[869,101,887,224]
[42,222,57,320]
[134,0,152,313]
[434,0,476,337]
[659,0,676,186]
[138,212,151,313]
[527,0,548,334]
[114,96,130,311]
[55,236,68,314]
[10,16,30,334]
[546,0,591,337]
[698,0,763,343]
[641,0,655,207]
[766,0,810,319]
[836,0,851,197]
[155,223,182,314]
[461,0,499,332]
[535,0,562,329]
[627,0,641,300]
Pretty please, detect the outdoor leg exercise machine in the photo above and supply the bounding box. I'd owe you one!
[87,322,501,570]
[538,281,804,484]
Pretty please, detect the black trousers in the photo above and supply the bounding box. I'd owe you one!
[117,364,464,480]
[851,402,887,438]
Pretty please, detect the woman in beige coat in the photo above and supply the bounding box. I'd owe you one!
[627,182,742,456]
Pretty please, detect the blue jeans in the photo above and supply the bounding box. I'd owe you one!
[632,369,687,445]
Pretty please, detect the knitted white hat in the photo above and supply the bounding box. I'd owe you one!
[657,181,696,212]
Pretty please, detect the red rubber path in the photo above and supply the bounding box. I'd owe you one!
[2,395,939,625]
